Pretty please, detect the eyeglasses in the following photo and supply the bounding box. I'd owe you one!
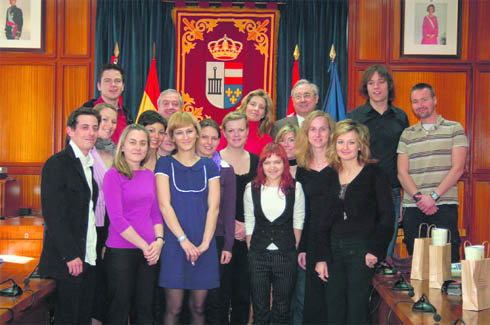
[293,93,313,100]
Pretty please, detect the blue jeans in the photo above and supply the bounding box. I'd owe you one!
[290,265,305,325]
[387,188,401,257]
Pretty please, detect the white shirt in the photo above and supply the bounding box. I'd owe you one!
[297,115,305,128]
[70,141,97,266]
[244,182,305,250]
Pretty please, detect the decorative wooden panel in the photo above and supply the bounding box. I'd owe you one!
[471,181,490,243]
[391,71,467,128]
[0,64,55,163]
[347,68,368,111]
[476,0,490,61]
[10,175,41,211]
[62,64,91,123]
[473,71,490,171]
[62,0,91,57]
[356,0,385,61]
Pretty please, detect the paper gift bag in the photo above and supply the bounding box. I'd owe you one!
[462,258,490,311]
[410,223,435,280]
[429,243,452,288]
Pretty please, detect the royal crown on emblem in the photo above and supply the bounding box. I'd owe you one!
[208,35,243,61]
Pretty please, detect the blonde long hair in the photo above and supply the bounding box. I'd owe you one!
[327,119,376,171]
[295,111,335,169]
[114,124,151,179]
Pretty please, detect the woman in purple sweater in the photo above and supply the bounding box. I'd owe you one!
[103,124,164,324]
[196,119,236,324]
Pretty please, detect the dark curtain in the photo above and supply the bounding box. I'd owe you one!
[94,0,348,121]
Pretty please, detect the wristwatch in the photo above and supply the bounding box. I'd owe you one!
[412,192,422,202]
[430,191,440,202]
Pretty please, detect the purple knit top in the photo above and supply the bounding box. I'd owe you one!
[104,168,163,249]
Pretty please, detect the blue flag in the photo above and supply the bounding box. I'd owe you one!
[322,61,346,122]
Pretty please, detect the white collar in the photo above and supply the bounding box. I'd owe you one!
[70,140,94,168]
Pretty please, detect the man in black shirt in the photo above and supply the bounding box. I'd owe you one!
[348,65,409,257]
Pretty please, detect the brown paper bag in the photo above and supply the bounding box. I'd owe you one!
[429,243,452,288]
[410,223,435,280]
[462,258,490,311]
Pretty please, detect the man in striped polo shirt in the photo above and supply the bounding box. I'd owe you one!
[397,83,468,262]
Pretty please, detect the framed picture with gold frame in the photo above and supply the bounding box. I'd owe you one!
[0,0,45,52]
[401,0,461,57]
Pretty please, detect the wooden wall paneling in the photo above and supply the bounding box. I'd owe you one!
[355,0,386,62]
[9,175,41,211]
[475,0,490,62]
[0,64,56,163]
[470,180,490,244]
[391,69,468,128]
[390,0,401,61]
[472,69,490,172]
[60,64,92,146]
[61,0,92,57]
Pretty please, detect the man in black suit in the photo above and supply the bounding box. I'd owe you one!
[270,79,319,139]
[39,106,101,324]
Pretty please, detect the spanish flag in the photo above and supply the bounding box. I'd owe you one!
[136,57,160,122]
[286,45,300,117]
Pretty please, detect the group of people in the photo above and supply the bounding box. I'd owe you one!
[39,62,467,325]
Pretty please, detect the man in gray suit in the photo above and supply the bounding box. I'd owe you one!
[271,79,319,139]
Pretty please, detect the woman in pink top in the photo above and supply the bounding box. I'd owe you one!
[421,4,438,44]
[103,124,164,324]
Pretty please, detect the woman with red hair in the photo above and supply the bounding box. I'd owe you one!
[244,143,305,324]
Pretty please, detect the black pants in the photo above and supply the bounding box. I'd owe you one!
[248,250,297,325]
[303,247,327,324]
[105,247,157,324]
[326,237,374,325]
[228,240,251,324]
[403,204,461,262]
[92,225,109,321]
[205,236,232,325]
[54,263,96,325]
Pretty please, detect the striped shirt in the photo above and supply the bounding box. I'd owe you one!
[397,115,468,207]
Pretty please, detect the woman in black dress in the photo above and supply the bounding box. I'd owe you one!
[294,111,336,324]
[219,111,259,324]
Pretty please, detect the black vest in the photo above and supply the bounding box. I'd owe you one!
[250,185,296,252]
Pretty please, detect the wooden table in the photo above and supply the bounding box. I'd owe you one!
[0,258,55,324]
[372,274,490,324]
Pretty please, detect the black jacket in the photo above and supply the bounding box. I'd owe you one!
[39,145,98,281]
[315,163,395,264]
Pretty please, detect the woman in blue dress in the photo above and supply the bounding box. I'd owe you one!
[155,112,220,325]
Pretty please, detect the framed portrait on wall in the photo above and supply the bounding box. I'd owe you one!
[401,0,461,57]
[0,0,44,51]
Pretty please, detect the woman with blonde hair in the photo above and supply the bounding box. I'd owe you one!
[103,124,164,324]
[155,112,220,325]
[218,89,274,155]
[219,110,259,324]
[275,123,299,179]
[315,119,394,324]
[294,110,336,324]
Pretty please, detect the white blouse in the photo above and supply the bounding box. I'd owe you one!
[244,182,305,250]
